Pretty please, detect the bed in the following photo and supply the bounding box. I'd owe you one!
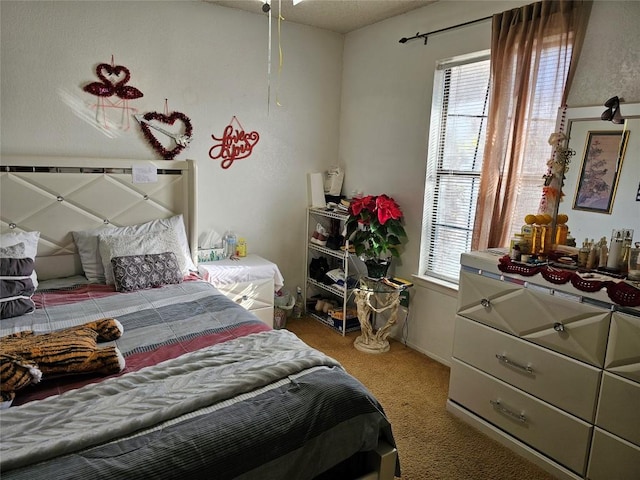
[0,156,399,480]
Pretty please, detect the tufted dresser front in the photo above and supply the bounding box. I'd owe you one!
[447,251,640,480]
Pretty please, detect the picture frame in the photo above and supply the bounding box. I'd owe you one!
[572,130,630,214]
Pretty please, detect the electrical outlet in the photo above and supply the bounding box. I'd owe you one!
[399,290,410,308]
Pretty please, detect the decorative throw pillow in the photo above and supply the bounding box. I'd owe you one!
[0,257,36,319]
[0,232,40,289]
[72,214,195,284]
[0,233,39,259]
[0,243,26,258]
[98,227,186,285]
[111,252,183,292]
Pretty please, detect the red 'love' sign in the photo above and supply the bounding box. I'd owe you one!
[209,116,260,169]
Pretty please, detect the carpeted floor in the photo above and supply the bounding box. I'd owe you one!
[286,316,558,480]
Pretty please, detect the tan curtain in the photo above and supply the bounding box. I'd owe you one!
[471,0,591,251]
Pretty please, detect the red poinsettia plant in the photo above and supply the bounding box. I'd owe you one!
[345,194,407,260]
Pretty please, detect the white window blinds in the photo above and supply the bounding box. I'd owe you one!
[421,54,490,283]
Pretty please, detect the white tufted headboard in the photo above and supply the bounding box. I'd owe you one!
[0,156,198,280]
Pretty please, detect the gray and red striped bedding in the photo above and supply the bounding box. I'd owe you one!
[0,280,398,479]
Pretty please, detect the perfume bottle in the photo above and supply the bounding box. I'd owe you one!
[628,244,640,281]
[619,230,634,273]
[607,230,623,271]
[598,237,609,268]
[586,239,598,270]
[578,239,590,268]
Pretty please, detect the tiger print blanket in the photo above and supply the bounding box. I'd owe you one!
[0,318,125,406]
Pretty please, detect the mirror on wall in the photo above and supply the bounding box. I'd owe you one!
[557,103,640,246]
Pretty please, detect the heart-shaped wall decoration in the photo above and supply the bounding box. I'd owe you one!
[138,111,193,160]
[96,63,130,88]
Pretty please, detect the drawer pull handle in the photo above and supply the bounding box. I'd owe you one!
[553,322,565,332]
[490,399,527,423]
[496,354,534,375]
[480,298,491,308]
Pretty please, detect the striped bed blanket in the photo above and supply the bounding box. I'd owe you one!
[0,280,398,479]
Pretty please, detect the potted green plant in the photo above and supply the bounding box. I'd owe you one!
[345,194,407,278]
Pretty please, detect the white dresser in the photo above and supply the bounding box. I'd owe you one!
[447,251,640,480]
[198,254,284,328]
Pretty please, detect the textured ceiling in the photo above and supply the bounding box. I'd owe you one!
[205,0,437,34]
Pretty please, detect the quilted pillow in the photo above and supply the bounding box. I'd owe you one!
[0,257,36,319]
[0,232,39,289]
[99,227,186,285]
[111,252,182,292]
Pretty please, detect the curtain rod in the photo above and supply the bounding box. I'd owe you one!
[399,15,492,45]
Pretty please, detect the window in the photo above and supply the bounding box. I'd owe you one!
[420,47,566,284]
[420,52,491,283]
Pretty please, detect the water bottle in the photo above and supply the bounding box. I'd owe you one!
[292,286,304,319]
[223,230,237,258]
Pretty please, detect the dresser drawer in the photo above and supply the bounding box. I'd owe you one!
[587,428,640,480]
[596,372,640,446]
[449,358,592,475]
[453,315,601,422]
[605,312,640,383]
[458,270,610,367]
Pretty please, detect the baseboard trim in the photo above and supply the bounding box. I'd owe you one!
[392,336,451,367]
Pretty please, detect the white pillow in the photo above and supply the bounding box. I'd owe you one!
[0,231,40,289]
[73,214,196,284]
[98,227,187,285]
[71,225,115,284]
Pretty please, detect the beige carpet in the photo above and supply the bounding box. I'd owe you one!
[286,316,558,480]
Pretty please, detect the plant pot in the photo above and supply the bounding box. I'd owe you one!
[364,259,390,279]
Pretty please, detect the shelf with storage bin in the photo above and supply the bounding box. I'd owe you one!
[305,207,360,335]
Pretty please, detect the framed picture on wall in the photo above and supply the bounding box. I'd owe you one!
[572,130,630,214]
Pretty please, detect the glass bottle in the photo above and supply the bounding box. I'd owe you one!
[554,213,568,246]
[522,215,537,254]
[577,239,590,268]
[607,230,623,270]
[509,233,524,261]
[619,230,633,274]
[628,245,640,281]
[598,238,609,268]
[586,239,598,270]
[292,286,304,319]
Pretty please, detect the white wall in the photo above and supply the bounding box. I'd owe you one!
[339,0,640,363]
[0,0,344,292]
[568,1,640,106]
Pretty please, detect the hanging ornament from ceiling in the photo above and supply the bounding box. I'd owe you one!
[209,116,260,169]
[83,56,143,130]
[135,100,193,160]
[263,0,287,112]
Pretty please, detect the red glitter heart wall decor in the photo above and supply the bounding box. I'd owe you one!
[137,111,193,160]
